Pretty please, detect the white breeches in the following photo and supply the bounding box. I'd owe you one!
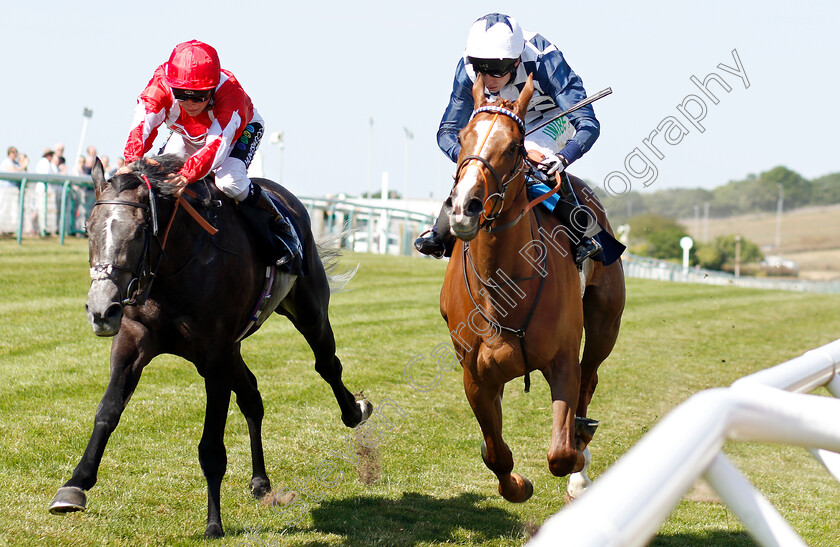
[162,134,251,201]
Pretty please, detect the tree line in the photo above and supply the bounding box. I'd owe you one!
[596,166,840,226]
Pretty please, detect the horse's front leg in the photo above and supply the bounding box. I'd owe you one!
[199,373,232,538]
[464,367,533,503]
[50,321,152,514]
[543,354,582,478]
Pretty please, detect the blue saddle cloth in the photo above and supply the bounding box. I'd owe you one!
[526,180,562,213]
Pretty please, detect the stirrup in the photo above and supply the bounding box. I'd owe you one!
[575,238,602,265]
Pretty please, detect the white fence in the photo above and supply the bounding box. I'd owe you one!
[624,254,840,294]
[0,173,93,242]
[528,338,840,547]
[0,172,437,256]
[300,196,436,256]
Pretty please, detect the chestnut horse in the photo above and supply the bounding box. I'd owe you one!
[440,75,625,503]
[49,156,372,538]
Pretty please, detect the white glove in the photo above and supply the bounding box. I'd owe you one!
[537,153,566,176]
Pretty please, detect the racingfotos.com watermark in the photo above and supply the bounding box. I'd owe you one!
[602,48,750,197]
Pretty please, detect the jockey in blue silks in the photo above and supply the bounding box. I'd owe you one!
[415,13,608,264]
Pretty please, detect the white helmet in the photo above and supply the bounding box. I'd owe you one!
[465,13,525,61]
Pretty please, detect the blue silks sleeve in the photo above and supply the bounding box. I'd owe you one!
[437,58,475,163]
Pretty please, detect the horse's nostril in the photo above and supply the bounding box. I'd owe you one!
[465,198,484,217]
[104,303,122,322]
[444,196,453,209]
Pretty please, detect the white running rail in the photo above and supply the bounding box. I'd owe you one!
[528,339,840,547]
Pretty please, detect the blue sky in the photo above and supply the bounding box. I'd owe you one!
[1,0,837,199]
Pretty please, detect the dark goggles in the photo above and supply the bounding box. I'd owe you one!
[468,57,518,78]
[172,88,214,103]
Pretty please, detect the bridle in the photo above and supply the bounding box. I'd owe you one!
[454,105,564,234]
[454,106,528,232]
[89,174,162,307]
[89,173,219,307]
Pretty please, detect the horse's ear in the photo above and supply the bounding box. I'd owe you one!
[91,157,107,196]
[472,73,487,109]
[514,74,534,120]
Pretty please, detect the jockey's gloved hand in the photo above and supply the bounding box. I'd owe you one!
[537,153,566,176]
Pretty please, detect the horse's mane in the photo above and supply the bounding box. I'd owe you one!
[115,154,186,196]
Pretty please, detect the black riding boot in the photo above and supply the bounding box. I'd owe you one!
[239,183,303,274]
[414,230,447,258]
[414,205,455,259]
[551,197,603,265]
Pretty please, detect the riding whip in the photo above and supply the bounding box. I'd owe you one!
[525,87,613,136]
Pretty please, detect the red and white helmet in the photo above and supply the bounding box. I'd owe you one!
[163,40,221,91]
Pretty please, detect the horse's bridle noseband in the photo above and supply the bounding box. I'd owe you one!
[454,106,528,230]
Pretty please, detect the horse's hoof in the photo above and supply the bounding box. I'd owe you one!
[500,473,533,503]
[250,476,271,499]
[49,486,87,514]
[204,522,224,538]
[358,399,373,423]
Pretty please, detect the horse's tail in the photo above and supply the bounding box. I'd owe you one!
[315,231,358,293]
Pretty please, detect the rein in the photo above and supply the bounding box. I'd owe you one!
[455,107,563,234]
[91,174,218,306]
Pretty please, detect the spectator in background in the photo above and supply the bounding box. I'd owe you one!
[1,146,29,173]
[36,149,58,174]
[100,155,116,178]
[83,145,97,175]
[53,143,67,174]
[73,156,86,176]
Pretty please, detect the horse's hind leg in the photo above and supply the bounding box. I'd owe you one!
[300,312,371,427]
[464,369,533,503]
[230,355,270,498]
[50,323,152,515]
[567,266,624,500]
[578,277,624,418]
[280,276,372,428]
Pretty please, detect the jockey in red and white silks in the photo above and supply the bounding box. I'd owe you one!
[122,40,301,273]
[123,49,264,201]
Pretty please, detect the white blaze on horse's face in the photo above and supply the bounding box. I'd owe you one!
[85,202,145,337]
[102,212,123,265]
[451,119,499,227]
[93,207,135,278]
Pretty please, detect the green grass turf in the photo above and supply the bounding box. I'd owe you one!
[1,238,838,546]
